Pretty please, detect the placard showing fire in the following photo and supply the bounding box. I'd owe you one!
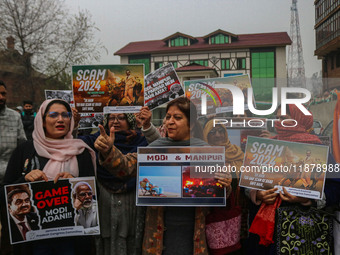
[137,146,226,206]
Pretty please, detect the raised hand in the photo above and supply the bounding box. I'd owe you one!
[71,107,80,127]
[94,124,115,157]
[138,106,152,129]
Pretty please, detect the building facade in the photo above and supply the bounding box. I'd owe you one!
[315,0,340,90]
[0,37,47,108]
[115,29,291,123]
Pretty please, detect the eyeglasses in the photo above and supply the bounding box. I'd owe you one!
[78,192,93,198]
[108,115,126,122]
[46,111,71,119]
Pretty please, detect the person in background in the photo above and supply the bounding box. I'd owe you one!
[21,100,36,140]
[14,106,23,114]
[203,120,246,254]
[0,80,26,255]
[3,98,96,255]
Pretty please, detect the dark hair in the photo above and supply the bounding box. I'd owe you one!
[166,97,203,139]
[23,100,33,106]
[0,80,6,89]
[43,99,72,120]
[7,189,30,205]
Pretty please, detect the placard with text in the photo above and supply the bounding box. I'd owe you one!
[184,74,253,116]
[72,64,144,114]
[137,146,226,206]
[239,136,329,200]
[5,177,99,244]
[144,63,184,110]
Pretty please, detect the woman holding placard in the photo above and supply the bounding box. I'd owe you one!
[95,97,232,254]
[2,99,96,255]
[247,104,340,255]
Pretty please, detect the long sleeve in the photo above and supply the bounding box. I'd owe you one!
[99,146,137,177]
[141,123,161,144]
[3,141,31,186]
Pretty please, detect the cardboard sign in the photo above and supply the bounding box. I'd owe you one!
[184,74,254,116]
[239,136,329,199]
[45,90,74,107]
[144,63,184,110]
[5,177,99,244]
[137,146,226,206]
[72,65,144,114]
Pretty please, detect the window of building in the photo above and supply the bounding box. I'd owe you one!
[251,51,275,102]
[191,60,209,66]
[331,55,335,69]
[237,58,246,69]
[316,9,340,49]
[221,59,231,70]
[170,37,188,47]
[129,56,150,74]
[336,52,340,68]
[155,62,163,70]
[211,34,229,44]
[171,62,178,68]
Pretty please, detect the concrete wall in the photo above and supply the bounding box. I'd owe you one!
[276,47,287,79]
[308,100,337,127]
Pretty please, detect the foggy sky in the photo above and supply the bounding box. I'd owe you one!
[66,0,319,77]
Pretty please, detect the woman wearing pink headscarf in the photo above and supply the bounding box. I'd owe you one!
[3,99,96,255]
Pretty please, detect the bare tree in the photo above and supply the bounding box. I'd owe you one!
[0,0,105,99]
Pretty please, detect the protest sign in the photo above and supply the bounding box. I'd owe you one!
[78,113,103,130]
[72,65,144,114]
[5,177,99,244]
[137,146,226,206]
[184,74,253,116]
[144,63,184,110]
[45,90,103,129]
[239,136,329,199]
[45,90,74,106]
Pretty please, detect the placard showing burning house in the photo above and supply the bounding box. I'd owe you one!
[137,146,226,206]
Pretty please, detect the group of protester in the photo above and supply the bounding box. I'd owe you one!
[0,78,340,255]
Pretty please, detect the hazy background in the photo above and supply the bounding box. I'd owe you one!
[66,0,319,77]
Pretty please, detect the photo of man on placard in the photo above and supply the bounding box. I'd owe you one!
[7,185,40,243]
[72,182,99,234]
